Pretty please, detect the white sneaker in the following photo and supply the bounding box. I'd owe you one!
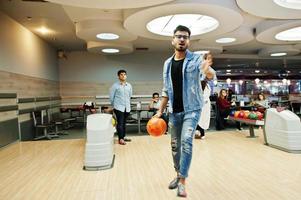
[194,130,201,137]
[201,136,206,140]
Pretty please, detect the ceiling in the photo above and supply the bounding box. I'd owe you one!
[0,0,301,77]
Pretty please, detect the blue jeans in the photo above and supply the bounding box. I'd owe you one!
[169,110,201,178]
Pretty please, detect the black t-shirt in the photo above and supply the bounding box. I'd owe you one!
[171,58,184,113]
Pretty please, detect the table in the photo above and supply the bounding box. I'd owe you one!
[228,116,264,138]
[130,108,152,134]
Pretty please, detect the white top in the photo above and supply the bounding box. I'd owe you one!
[198,84,211,130]
[255,100,269,108]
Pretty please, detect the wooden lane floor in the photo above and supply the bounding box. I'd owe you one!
[0,130,301,200]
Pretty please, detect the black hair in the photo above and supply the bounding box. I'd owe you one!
[173,25,191,36]
[117,69,127,76]
[152,92,159,98]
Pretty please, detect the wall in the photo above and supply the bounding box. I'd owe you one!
[0,11,59,81]
[59,51,172,98]
[0,11,60,145]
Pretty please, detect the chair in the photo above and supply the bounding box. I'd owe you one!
[48,110,68,135]
[32,110,58,140]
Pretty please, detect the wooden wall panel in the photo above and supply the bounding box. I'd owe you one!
[0,70,59,97]
[60,81,163,97]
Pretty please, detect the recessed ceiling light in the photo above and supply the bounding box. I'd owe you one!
[146,14,219,36]
[226,78,231,84]
[255,70,260,73]
[273,0,301,10]
[102,48,120,53]
[226,69,231,72]
[226,72,231,75]
[36,26,50,34]
[270,52,287,56]
[275,26,301,41]
[96,33,119,40]
[216,37,236,43]
[194,50,209,54]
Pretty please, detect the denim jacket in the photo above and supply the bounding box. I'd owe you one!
[162,50,215,113]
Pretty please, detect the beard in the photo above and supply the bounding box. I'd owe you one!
[174,43,187,52]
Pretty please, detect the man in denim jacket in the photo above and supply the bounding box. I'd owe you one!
[155,25,215,197]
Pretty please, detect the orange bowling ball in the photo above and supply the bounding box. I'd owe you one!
[234,111,240,118]
[147,118,167,137]
[243,110,250,119]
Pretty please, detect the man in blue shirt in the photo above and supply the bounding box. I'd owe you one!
[155,25,215,197]
[110,69,133,145]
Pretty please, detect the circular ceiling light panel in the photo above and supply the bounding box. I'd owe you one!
[273,0,301,10]
[275,26,301,41]
[256,20,301,44]
[102,48,120,53]
[197,26,254,46]
[146,14,219,36]
[124,0,243,40]
[76,20,137,42]
[270,52,287,57]
[96,33,119,40]
[216,37,236,43]
[47,0,174,9]
[236,0,301,19]
[87,41,133,55]
[258,45,300,57]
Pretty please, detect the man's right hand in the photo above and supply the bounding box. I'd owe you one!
[154,110,163,118]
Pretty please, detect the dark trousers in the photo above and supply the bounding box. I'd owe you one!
[196,125,205,136]
[114,109,129,140]
[219,109,241,130]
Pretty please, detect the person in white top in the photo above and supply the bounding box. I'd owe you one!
[254,93,269,109]
[148,92,161,111]
[195,80,211,139]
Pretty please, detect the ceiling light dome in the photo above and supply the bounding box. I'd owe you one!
[270,52,287,56]
[275,26,301,41]
[215,37,236,43]
[147,14,219,36]
[273,0,301,10]
[96,33,119,40]
[102,48,120,53]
